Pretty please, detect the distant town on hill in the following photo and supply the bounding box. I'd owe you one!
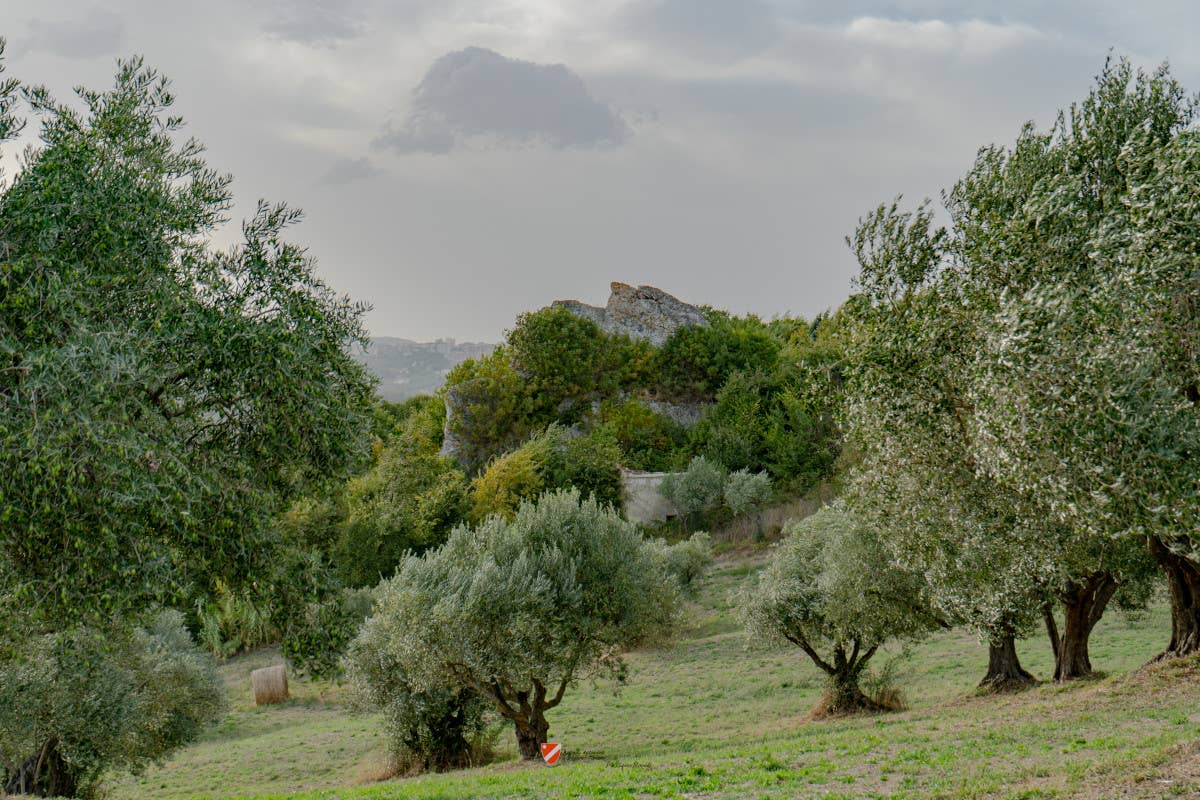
[351,338,496,401]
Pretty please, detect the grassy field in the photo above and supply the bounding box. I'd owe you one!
[109,551,1200,800]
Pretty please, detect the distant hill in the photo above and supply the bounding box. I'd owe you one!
[352,338,495,401]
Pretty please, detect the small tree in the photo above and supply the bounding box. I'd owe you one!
[649,532,714,596]
[351,490,678,761]
[743,505,939,714]
[345,638,495,773]
[659,456,728,529]
[723,468,772,518]
[0,612,225,797]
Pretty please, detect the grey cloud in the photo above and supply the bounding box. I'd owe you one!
[373,47,629,154]
[26,8,124,60]
[263,0,366,44]
[317,156,383,186]
[622,0,782,60]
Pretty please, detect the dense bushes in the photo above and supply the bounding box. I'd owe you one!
[594,399,687,472]
[442,305,842,493]
[655,312,781,399]
[470,425,623,522]
[660,456,772,531]
[336,439,469,587]
[346,646,496,772]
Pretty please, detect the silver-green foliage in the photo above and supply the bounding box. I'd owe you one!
[660,456,772,527]
[348,489,679,759]
[743,505,938,710]
[649,532,714,596]
[0,611,224,796]
[723,469,772,518]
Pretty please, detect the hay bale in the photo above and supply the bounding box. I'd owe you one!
[251,664,289,706]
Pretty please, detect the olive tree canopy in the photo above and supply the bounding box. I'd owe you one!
[349,489,679,760]
[743,505,941,714]
[0,55,375,631]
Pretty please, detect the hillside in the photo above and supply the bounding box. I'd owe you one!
[351,338,495,401]
[110,550,1198,800]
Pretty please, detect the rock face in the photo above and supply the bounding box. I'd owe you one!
[553,282,708,347]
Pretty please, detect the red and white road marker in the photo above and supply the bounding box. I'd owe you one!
[541,742,562,766]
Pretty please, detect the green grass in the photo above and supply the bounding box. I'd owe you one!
[110,553,1200,800]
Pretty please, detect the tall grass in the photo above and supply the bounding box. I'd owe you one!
[194,582,280,659]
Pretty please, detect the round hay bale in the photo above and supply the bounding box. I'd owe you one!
[251,664,289,706]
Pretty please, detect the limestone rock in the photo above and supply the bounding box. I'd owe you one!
[553,282,708,347]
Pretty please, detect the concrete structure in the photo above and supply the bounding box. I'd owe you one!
[621,469,680,525]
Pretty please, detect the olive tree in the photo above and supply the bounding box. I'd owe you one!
[841,202,1047,689]
[0,611,224,797]
[953,59,1196,658]
[743,505,941,714]
[845,144,1159,683]
[349,490,678,761]
[0,57,375,632]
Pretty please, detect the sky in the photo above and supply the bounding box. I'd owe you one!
[3,1,1200,341]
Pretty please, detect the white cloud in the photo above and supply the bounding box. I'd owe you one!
[845,16,1043,56]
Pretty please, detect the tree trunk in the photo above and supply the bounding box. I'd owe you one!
[1054,573,1118,681]
[979,633,1035,692]
[817,640,886,715]
[513,709,550,761]
[486,676,566,762]
[1042,602,1061,667]
[4,738,79,798]
[1150,537,1200,658]
[825,669,886,715]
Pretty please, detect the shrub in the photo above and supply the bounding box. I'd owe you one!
[194,582,279,659]
[470,425,624,522]
[724,469,773,518]
[345,638,496,773]
[659,456,728,529]
[442,348,536,474]
[540,427,624,511]
[335,438,469,587]
[656,313,781,399]
[652,532,715,595]
[469,442,545,522]
[507,306,609,412]
[595,399,687,472]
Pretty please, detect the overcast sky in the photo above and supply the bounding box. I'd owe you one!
[4,1,1199,341]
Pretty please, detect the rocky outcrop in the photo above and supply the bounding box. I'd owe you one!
[553,282,708,347]
[440,283,709,468]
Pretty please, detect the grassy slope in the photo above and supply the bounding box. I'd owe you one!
[112,553,1200,800]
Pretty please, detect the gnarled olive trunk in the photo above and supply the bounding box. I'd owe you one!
[513,711,551,761]
[4,738,79,798]
[784,636,885,715]
[979,632,1035,692]
[1149,537,1200,658]
[1047,573,1118,681]
[485,676,567,761]
[825,640,885,714]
